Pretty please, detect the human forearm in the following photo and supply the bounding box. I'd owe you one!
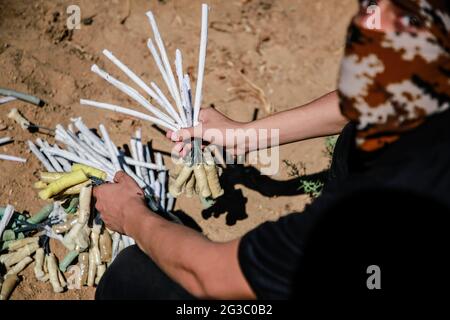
[124,202,254,299]
[243,90,347,152]
[170,91,347,156]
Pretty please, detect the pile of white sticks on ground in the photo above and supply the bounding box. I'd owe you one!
[27,117,174,212]
[80,3,209,133]
[0,136,26,163]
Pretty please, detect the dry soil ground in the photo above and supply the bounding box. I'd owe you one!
[0,0,357,299]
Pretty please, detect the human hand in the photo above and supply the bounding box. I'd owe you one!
[166,107,244,157]
[93,171,147,235]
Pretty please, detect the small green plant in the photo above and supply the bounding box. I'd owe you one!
[283,135,338,199]
[324,135,338,161]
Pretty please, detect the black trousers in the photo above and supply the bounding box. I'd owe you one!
[96,245,194,300]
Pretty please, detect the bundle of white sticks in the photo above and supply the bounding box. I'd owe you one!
[27,118,173,212]
[80,4,224,205]
[80,4,209,133]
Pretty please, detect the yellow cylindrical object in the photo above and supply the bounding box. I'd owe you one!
[6,237,39,251]
[0,274,19,300]
[62,180,91,195]
[169,165,193,197]
[34,248,45,280]
[39,170,88,200]
[205,164,224,199]
[95,264,106,285]
[78,252,89,286]
[47,253,63,293]
[185,173,196,198]
[99,230,112,263]
[39,172,67,183]
[87,250,96,287]
[71,164,107,180]
[33,181,48,189]
[193,164,212,198]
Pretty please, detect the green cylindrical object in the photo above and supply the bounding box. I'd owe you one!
[63,197,79,214]
[59,250,79,272]
[1,230,15,241]
[27,203,53,224]
[0,87,42,106]
[1,240,13,251]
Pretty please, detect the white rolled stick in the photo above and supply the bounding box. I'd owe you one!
[36,138,64,172]
[55,126,93,162]
[75,137,113,171]
[52,144,72,172]
[63,129,113,171]
[91,64,178,128]
[156,153,166,209]
[129,137,140,176]
[102,50,183,127]
[0,136,12,145]
[146,39,176,105]
[146,15,187,127]
[80,99,178,132]
[42,147,114,178]
[166,193,175,212]
[0,96,16,104]
[135,129,150,185]
[150,81,183,126]
[0,154,27,163]
[193,4,210,126]
[36,139,64,172]
[175,50,192,128]
[132,131,143,180]
[146,39,186,127]
[55,131,89,162]
[124,158,165,171]
[144,144,156,185]
[71,118,109,157]
[99,124,122,173]
[28,140,55,172]
[183,75,193,127]
[0,205,14,239]
[112,144,148,189]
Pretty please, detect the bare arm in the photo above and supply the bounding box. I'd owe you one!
[94,172,255,299]
[169,90,348,155]
[246,91,347,150]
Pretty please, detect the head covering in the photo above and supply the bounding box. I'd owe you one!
[338,0,450,151]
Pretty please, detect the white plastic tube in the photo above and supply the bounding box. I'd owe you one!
[146,13,187,127]
[156,153,166,209]
[28,140,55,172]
[52,144,72,172]
[0,205,14,240]
[99,124,122,173]
[150,81,183,126]
[80,99,178,132]
[183,75,193,127]
[91,64,177,128]
[71,117,109,157]
[102,49,183,126]
[124,157,165,171]
[193,4,209,125]
[36,139,64,172]
[0,137,12,145]
[0,154,27,163]
[144,144,156,185]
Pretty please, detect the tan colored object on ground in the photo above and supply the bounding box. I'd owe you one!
[0,274,19,300]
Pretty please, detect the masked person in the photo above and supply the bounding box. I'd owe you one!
[94,0,450,300]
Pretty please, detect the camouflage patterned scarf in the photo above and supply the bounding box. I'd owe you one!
[338,0,450,151]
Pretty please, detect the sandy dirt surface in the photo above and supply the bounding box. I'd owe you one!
[0,0,357,299]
